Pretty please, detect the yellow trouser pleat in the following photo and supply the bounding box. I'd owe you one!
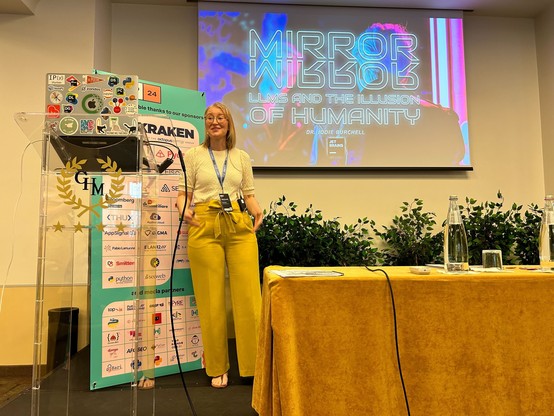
[187,200,262,377]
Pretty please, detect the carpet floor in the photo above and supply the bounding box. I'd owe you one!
[0,339,258,416]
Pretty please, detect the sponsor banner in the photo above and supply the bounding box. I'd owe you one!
[103,273,135,289]
[89,74,205,390]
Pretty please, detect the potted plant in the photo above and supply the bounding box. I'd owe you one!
[256,196,380,278]
[460,192,521,265]
[371,198,443,266]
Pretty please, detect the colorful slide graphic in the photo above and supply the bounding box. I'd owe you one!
[198,4,470,168]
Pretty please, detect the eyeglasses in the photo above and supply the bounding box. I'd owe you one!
[205,115,227,123]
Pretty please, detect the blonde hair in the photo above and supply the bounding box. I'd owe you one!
[203,102,236,149]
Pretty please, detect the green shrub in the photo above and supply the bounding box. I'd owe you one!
[256,193,543,271]
[256,196,380,277]
[512,203,542,265]
[459,192,521,265]
[370,198,443,266]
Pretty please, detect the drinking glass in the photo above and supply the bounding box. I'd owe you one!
[482,249,503,270]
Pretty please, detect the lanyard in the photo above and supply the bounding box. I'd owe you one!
[208,148,229,191]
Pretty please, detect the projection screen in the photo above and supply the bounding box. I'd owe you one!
[198,2,470,170]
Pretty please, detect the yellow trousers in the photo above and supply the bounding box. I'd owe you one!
[187,200,261,377]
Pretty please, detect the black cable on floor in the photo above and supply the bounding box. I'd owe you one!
[168,147,198,416]
[145,133,197,415]
[365,266,411,416]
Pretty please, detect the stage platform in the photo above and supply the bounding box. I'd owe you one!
[0,339,257,416]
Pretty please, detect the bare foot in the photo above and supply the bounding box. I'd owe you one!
[138,377,155,390]
[211,373,228,389]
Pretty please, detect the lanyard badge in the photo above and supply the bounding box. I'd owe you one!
[219,193,234,212]
[209,148,234,212]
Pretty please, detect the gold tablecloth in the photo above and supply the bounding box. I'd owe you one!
[252,266,554,416]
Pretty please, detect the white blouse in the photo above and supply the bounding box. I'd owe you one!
[179,145,255,204]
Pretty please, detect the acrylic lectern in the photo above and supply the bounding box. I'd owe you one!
[14,111,189,416]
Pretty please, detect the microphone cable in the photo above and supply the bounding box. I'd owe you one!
[144,135,197,415]
[365,266,411,416]
[142,139,176,173]
[168,147,198,416]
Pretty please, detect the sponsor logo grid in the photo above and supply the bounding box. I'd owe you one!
[101,296,201,377]
[96,177,198,381]
[102,191,189,289]
[87,79,206,389]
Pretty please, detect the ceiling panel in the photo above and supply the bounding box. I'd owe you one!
[1,0,552,18]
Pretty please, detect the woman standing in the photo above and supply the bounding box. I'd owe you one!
[177,102,263,388]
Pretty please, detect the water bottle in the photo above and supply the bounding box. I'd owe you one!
[539,195,554,271]
[444,195,469,273]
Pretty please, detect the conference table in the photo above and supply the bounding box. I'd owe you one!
[251,266,554,416]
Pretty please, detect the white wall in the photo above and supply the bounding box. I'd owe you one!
[0,0,99,365]
[536,3,554,192]
[0,0,552,364]
[0,0,98,289]
[110,3,198,89]
[1,1,549,287]
[111,5,546,227]
[93,0,112,70]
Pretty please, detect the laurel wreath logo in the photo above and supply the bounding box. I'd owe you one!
[57,157,125,217]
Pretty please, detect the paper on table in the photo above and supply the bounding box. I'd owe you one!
[469,266,513,273]
[271,269,344,278]
[425,264,445,269]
